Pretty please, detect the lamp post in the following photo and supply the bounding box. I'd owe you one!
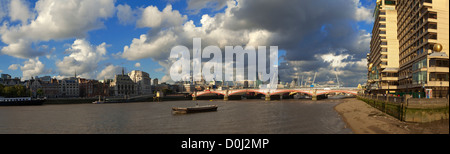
[387,80,390,96]
[432,43,443,98]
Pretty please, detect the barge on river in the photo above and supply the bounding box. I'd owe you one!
[172,105,218,114]
[0,97,46,106]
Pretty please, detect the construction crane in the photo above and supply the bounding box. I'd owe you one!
[335,68,340,88]
[312,72,317,87]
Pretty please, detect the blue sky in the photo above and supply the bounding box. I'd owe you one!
[0,0,376,86]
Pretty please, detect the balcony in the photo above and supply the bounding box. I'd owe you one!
[427,81,449,87]
[380,85,398,90]
[427,12,438,23]
[428,67,449,73]
[427,38,438,44]
[429,58,449,72]
[380,62,388,68]
[423,0,432,7]
[381,55,388,61]
[382,77,399,81]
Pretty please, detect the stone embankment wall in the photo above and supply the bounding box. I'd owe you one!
[358,94,448,123]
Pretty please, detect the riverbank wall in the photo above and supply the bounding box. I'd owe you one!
[357,95,449,123]
[45,98,98,104]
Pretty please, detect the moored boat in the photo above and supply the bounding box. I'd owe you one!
[92,100,123,104]
[172,105,218,114]
[92,101,105,104]
[0,97,45,106]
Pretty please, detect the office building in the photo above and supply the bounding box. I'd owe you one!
[396,0,449,97]
[367,0,400,94]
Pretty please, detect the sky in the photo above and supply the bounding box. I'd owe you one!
[0,0,376,86]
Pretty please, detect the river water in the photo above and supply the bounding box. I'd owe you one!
[0,99,352,134]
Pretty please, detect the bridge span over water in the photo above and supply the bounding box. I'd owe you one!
[192,88,361,101]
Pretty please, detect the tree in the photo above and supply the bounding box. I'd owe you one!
[0,85,30,98]
[15,85,26,97]
[0,84,4,97]
[3,86,15,97]
[37,88,44,98]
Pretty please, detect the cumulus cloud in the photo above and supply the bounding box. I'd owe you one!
[117,4,138,25]
[120,0,372,86]
[186,0,229,14]
[353,0,374,23]
[278,56,367,87]
[19,57,45,80]
[137,5,187,29]
[55,39,108,79]
[97,64,121,80]
[9,0,34,24]
[321,53,352,68]
[8,64,19,70]
[0,39,46,59]
[0,1,7,21]
[0,0,115,59]
[134,62,141,67]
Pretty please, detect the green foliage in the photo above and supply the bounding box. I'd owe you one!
[0,84,4,96]
[0,84,30,98]
[37,88,44,97]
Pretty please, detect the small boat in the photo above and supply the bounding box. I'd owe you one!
[92,96,122,104]
[172,105,218,114]
[92,100,123,104]
[92,101,105,104]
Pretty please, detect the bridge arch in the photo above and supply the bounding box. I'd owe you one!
[228,89,267,96]
[316,90,358,96]
[270,90,314,96]
[195,91,225,97]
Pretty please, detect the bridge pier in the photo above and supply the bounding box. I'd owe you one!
[265,92,271,101]
[192,91,197,101]
[312,89,317,101]
[224,90,229,101]
[312,95,317,101]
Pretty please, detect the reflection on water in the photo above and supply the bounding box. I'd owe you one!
[0,99,352,134]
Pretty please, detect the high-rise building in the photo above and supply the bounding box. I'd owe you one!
[367,0,400,94]
[396,0,449,98]
[153,78,159,86]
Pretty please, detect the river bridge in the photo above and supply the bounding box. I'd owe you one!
[192,87,361,101]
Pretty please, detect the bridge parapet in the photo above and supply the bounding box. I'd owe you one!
[193,88,361,100]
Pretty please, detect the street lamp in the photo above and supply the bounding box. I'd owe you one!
[387,80,390,96]
[431,43,443,98]
[420,81,425,99]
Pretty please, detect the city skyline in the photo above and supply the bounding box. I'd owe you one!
[0,0,376,86]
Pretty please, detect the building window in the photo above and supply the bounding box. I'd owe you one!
[429,59,449,67]
[412,59,427,71]
[429,73,449,81]
[412,71,427,84]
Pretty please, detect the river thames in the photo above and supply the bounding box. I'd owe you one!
[0,99,352,134]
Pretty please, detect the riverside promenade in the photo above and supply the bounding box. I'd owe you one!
[335,98,449,134]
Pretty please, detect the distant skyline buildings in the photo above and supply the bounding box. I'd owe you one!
[1,0,376,87]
